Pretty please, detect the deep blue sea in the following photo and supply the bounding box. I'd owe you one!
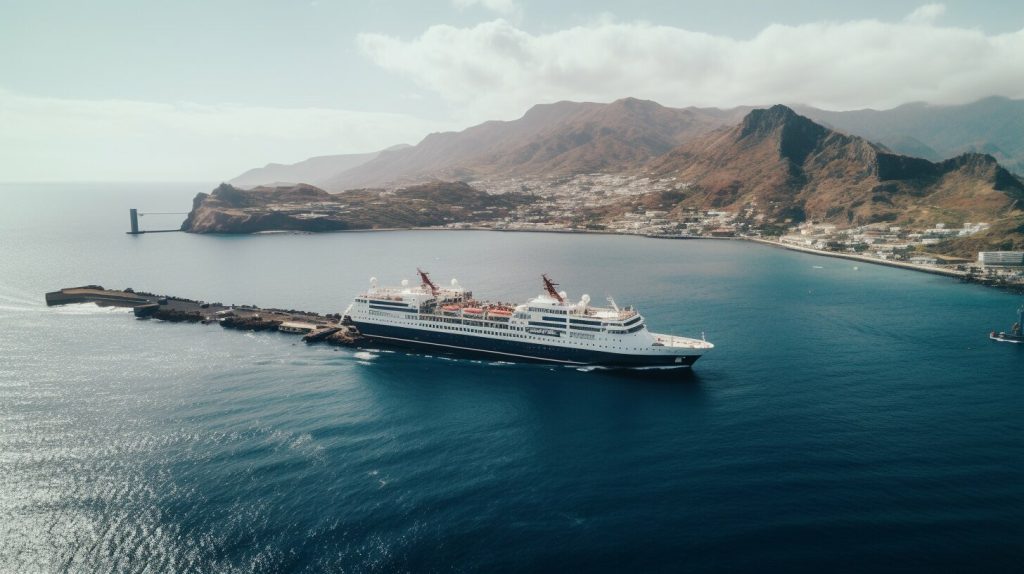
[1,183,1021,573]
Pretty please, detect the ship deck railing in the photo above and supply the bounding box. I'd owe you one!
[577,308,637,320]
[652,334,712,349]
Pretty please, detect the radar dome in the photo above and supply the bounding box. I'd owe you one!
[581,294,591,304]
[451,278,459,287]
[369,277,378,287]
[401,279,409,287]
[559,290,568,300]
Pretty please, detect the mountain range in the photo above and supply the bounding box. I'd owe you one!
[230,97,1023,192]
[212,97,1024,253]
[637,105,1023,229]
[795,97,1024,175]
[322,98,754,189]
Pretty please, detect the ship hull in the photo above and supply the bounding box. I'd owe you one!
[351,321,702,368]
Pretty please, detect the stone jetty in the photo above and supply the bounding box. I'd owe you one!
[44,286,362,347]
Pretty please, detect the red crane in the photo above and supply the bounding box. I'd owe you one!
[417,268,439,295]
[542,274,564,304]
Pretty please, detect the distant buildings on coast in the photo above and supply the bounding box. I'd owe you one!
[461,174,1024,286]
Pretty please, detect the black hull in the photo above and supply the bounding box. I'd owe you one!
[351,321,701,368]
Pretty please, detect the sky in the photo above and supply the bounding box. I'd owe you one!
[1,0,1022,182]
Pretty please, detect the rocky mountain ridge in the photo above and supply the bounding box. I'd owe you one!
[230,96,1023,191]
[324,98,744,191]
[642,105,1024,228]
[199,102,1024,256]
[796,96,1024,174]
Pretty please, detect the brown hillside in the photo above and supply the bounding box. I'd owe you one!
[644,105,1024,227]
[928,216,1024,258]
[324,98,736,190]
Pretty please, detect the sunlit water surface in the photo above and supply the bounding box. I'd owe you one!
[0,184,1021,572]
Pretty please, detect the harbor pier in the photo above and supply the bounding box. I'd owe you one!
[45,286,361,345]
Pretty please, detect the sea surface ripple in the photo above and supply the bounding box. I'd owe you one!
[0,184,1021,572]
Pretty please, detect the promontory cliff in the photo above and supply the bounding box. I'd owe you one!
[181,182,535,234]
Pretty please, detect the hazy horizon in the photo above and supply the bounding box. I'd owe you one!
[2,0,1022,182]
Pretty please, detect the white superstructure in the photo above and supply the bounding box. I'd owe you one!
[343,270,713,368]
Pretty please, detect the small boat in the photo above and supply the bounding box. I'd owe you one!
[463,307,484,315]
[989,305,1023,343]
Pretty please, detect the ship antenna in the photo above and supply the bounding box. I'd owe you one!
[606,296,619,312]
[417,268,439,295]
[542,274,564,304]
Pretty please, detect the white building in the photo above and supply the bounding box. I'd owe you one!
[978,251,1024,266]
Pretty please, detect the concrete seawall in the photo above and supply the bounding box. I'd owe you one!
[744,238,967,278]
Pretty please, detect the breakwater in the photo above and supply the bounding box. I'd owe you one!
[45,286,361,345]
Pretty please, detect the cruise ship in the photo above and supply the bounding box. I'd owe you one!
[343,270,713,368]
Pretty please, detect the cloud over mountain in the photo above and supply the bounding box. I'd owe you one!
[358,9,1024,123]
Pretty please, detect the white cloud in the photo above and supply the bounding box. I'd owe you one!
[0,89,446,181]
[904,3,946,25]
[452,0,520,17]
[358,13,1024,123]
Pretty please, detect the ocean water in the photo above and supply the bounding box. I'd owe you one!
[0,183,1021,573]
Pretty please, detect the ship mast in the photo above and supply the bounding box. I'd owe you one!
[417,268,439,295]
[542,274,564,304]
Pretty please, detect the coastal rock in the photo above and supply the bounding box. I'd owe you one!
[151,308,204,323]
[324,329,359,346]
[220,315,282,331]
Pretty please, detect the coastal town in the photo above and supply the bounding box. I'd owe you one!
[457,174,1024,288]
[180,174,1024,289]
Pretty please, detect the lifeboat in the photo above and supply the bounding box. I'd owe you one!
[488,308,512,317]
[463,307,484,315]
[441,305,460,313]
